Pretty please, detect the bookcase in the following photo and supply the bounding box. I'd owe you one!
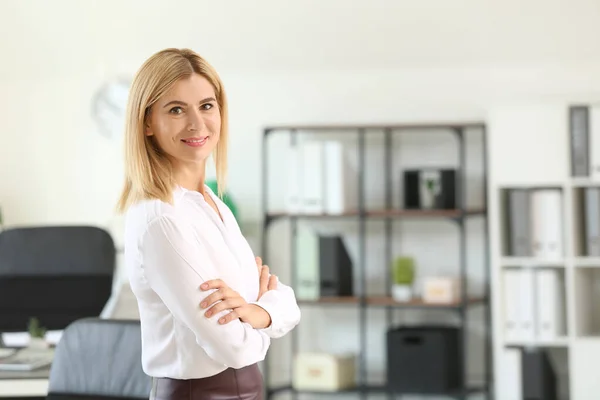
[260,123,492,399]
[489,102,600,400]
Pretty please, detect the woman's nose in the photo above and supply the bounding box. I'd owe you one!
[187,109,204,132]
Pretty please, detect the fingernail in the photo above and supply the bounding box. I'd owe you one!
[201,283,208,289]
[205,311,211,317]
[200,302,206,308]
[219,318,225,324]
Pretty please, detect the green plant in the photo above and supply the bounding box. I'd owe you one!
[425,178,437,194]
[28,317,47,339]
[392,257,415,285]
[205,179,240,223]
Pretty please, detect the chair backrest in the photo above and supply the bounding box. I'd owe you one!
[0,226,115,331]
[47,318,151,400]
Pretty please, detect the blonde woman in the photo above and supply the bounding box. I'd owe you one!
[117,48,301,400]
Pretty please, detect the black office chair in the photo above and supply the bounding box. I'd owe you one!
[46,318,151,400]
[0,225,115,338]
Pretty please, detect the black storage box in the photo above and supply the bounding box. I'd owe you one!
[521,348,558,400]
[386,325,462,393]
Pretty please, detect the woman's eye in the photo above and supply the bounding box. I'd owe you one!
[169,106,183,114]
[201,103,214,111]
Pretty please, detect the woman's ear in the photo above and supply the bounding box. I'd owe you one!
[144,121,153,136]
[144,108,153,136]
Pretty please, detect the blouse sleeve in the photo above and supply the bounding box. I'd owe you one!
[140,214,270,369]
[251,278,301,339]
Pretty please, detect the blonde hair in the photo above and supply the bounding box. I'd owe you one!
[116,48,228,213]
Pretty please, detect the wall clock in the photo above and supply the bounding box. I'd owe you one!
[91,78,131,140]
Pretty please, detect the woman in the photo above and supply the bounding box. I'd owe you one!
[117,48,301,400]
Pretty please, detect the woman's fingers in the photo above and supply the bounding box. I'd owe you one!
[218,309,240,325]
[268,274,278,290]
[259,264,270,294]
[200,284,235,309]
[204,296,246,317]
[200,289,225,309]
[200,279,225,291]
[255,256,262,274]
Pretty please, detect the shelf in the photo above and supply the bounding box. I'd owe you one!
[574,257,600,267]
[367,296,486,308]
[262,122,491,400]
[264,121,485,132]
[297,296,486,309]
[297,296,360,305]
[268,384,367,396]
[571,178,600,188]
[500,257,565,268]
[369,208,486,218]
[266,208,486,221]
[268,384,487,398]
[505,338,570,348]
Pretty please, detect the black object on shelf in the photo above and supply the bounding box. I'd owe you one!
[319,235,353,297]
[386,325,462,393]
[569,104,590,177]
[521,348,558,400]
[260,123,492,400]
[404,168,457,210]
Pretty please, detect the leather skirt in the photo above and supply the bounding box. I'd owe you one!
[150,364,264,400]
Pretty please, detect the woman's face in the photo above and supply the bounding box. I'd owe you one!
[145,73,221,167]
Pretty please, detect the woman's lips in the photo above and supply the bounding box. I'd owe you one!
[181,136,208,147]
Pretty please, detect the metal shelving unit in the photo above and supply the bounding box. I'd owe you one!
[260,123,492,399]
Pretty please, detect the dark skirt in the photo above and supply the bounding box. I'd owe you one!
[150,364,264,400]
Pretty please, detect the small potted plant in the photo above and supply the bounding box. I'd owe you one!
[27,317,48,349]
[391,256,415,302]
[421,177,439,209]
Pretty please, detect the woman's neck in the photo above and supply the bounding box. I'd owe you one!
[173,160,207,194]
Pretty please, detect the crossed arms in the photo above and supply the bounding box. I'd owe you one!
[140,215,301,369]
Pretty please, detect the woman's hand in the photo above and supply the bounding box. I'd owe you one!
[200,277,273,329]
[255,256,278,300]
[200,280,247,325]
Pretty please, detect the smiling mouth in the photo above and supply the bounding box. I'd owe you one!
[181,136,209,147]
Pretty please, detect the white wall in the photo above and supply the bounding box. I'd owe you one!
[2,0,600,228]
[2,1,600,399]
[6,64,600,227]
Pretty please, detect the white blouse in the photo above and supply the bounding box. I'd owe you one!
[123,185,301,379]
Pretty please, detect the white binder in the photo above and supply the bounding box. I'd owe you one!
[285,145,301,213]
[518,268,536,342]
[322,141,356,214]
[535,268,565,340]
[300,141,324,214]
[530,189,563,260]
[503,269,522,342]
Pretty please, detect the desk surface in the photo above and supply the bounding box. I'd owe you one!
[0,368,49,397]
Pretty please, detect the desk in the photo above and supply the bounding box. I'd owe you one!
[0,280,137,399]
[0,368,49,398]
